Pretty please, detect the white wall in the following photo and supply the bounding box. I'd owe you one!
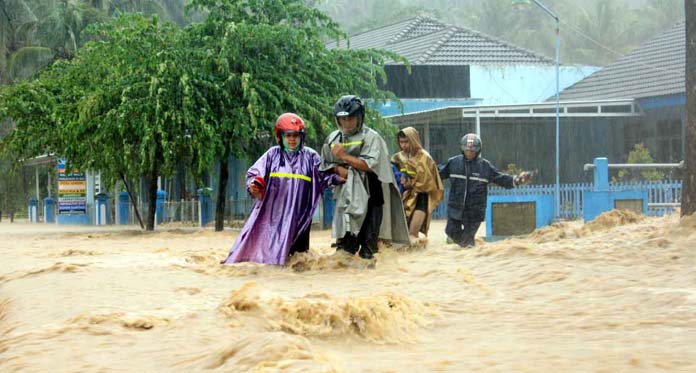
[470,64,598,105]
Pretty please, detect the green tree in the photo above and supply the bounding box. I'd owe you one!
[2,1,403,231]
[0,13,214,230]
[39,0,105,60]
[53,13,217,230]
[186,0,403,231]
[0,0,55,84]
[1,1,194,228]
[1,0,190,85]
[0,80,61,160]
[615,143,665,182]
[93,0,188,25]
[0,80,59,221]
[637,0,686,42]
[563,0,640,65]
[0,118,25,222]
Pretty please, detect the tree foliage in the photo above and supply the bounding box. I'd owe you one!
[184,0,403,230]
[1,0,189,85]
[64,14,217,230]
[0,118,25,221]
[615,143,665,182]
[1,13,216,230]
[1,0,404,231]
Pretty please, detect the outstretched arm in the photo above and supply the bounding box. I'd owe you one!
[489,164,515,189]
[438,160,451,180]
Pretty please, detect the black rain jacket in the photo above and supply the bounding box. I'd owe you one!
[438,155,515,221]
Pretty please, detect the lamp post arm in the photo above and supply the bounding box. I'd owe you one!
[530,0,559,22]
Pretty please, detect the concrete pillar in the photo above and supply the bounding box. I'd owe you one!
[44,197,55,224]
[118,192,130,225]
[95,193,109,225]
[29,198,39,223]
[593,157,609,192]
[156,190,167,225]
[197,188,213,228]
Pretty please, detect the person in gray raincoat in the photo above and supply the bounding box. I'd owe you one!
[320,95,410,259]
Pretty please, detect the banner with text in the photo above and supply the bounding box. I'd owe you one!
[57,162,86,214]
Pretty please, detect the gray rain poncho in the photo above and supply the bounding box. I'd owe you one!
[321,125,410,244]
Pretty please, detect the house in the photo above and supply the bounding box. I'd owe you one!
[557,21,685,165]
[388,21,686,184]
[327,17,597,115]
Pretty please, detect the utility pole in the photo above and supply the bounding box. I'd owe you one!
[684,0,696,216]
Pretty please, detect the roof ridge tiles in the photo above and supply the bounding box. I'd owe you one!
[446,25,554,65]
[329,15,562,65]
[343,17,420,40]
[387,17,425,45]
[416,27,457,64]
[387,16,447,44]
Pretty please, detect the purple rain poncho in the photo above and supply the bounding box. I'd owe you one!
[222,145,337,266]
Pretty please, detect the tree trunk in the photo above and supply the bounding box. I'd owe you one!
[684,0,696,216]
[146,168,158,231]
[215,148,230,232]
[120,172,144,229]
[10,210,14,223]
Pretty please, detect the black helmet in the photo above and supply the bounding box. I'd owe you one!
[333,95,365,119]
[460,133,482,158]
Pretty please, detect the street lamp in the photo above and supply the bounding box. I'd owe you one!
[513,0,561,220]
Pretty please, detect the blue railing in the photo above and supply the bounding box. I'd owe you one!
[432,180,682,220]
[225,180,681,222]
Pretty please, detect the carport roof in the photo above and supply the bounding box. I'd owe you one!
[387,99,642,128]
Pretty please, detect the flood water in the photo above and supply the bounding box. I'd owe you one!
[1,210,695,371]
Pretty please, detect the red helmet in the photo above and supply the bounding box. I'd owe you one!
[274,113,305,145]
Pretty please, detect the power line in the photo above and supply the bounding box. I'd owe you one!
[560,19,682,75]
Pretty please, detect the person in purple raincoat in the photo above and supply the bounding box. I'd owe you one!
[221,113,340,266]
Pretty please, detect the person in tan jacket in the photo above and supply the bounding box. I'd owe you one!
[391,127,444,242]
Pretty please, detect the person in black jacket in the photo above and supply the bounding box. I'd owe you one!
[438,133,532,247]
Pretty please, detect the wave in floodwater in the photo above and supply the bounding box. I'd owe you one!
[0,211,694,371]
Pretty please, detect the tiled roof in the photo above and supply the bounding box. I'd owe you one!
[558,22,684,100]
[327,17,554,65]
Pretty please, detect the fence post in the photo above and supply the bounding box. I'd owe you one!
[197,188,213,227]
[593,157,609,192]
[155,190,167,225]
[28,198,38,223]
[95,192,109,225]
[44,197,55,224]
[118,192,130,225]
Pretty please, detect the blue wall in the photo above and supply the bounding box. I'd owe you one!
[638,93,685,110]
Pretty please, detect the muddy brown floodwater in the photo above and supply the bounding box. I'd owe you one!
[1,210,695,372]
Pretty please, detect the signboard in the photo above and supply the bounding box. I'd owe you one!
[57,162,86,214]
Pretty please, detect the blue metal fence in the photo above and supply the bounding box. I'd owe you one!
[432,180,682,220]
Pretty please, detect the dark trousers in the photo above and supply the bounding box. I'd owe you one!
[340,205,383,259]
[445,217,481,248]
[289,228,310,256]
